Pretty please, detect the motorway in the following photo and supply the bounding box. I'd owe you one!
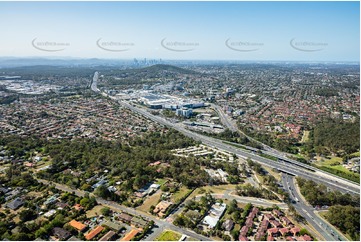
[36,179,211,241]
[91,72,100,92]
[211,103,360,189]
[90,74,357,241]
[281,173,347,241]
[210,103,283,155]
[91,74,359,196]
[114,99,359,195]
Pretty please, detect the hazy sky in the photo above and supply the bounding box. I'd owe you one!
[0,1,359,61]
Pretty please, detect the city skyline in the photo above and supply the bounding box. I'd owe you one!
[0,1,359,61]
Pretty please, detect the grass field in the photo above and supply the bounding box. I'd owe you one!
[314,156,359,178]
[314,156,343,166]
[86,205,107,218]
[171,186,191,203]
[156,230,181,241]
[137,191,161,213]
[350,151,360,157]
[301,131,310,143]
[156,179,168,186]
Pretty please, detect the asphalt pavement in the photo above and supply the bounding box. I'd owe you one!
[281,173,347,241]
[115,99,359,196]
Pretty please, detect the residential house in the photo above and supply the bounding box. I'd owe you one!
[239,236,249,241]
[240,226,249,237]
[120,229,139,241]
[56,202,68,210]
[99,231,116,241]
[281,216,293,227]
[131,217,148,228]
[118,213,133,224]
[85,226,104,240]
[279,227,289,236]
[272,209,283,218]
[6,197,24,210]
[260,219,269,230]
[67,236,81,241]
[267,235,274,241]
[270,219,282,228]
[255,231,265,241]
[153,200,173,217]
[52,227,71,241]
[44,195,59,206]
[103,221,123,232]
[245,217,253,228]
[291,227,300,236]
[44,209,57,218]
[202,203,226,229]
[264,213,275,221]
[298,235,312,241]
[69,220,87,232]
[73,203,84,211]
[267,228,279,237]
[222,219,234,231]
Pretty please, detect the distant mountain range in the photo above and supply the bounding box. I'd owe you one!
[117,64,198,75]
[0,57,358,69]
[0,57,133,68]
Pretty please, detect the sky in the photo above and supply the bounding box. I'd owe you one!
[0,1,359,62]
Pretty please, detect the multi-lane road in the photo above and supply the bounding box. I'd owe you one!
[92,73,359,196]
[282,173,347,241]
[91,75,358,241]
[115,99,359,195]
[211,103,360,190]
[36,179,210,241]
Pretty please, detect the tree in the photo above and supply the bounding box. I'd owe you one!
[231,229,239,240]
[173,215,185,227]
[149,205,155,214]
[94,185,110,199]
[19,209,36,222]
[35,228,47,239]
[101,207,111,216]
[80,197,90,208]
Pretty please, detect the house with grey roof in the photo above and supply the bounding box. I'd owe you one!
[6,197,24,210]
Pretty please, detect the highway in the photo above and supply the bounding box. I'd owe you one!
[92,77,359,195]
[211,103,360,189]
[210,103,238,132]
[210,102,359,190]
[36,179,211,241]
[281,173,347,241]
[210,103,283,155]
[114,99,359,195]
[91,71,100,92]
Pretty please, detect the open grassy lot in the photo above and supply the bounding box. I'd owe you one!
[314,156,343,166]
[350,151,360,157]
[314,156,359,179]
[86,205,107,218]
[301,130,310,143]
[171,186,192,203]
[137,191,162,213]
[156,230,181,241]
[155,178,168,186]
